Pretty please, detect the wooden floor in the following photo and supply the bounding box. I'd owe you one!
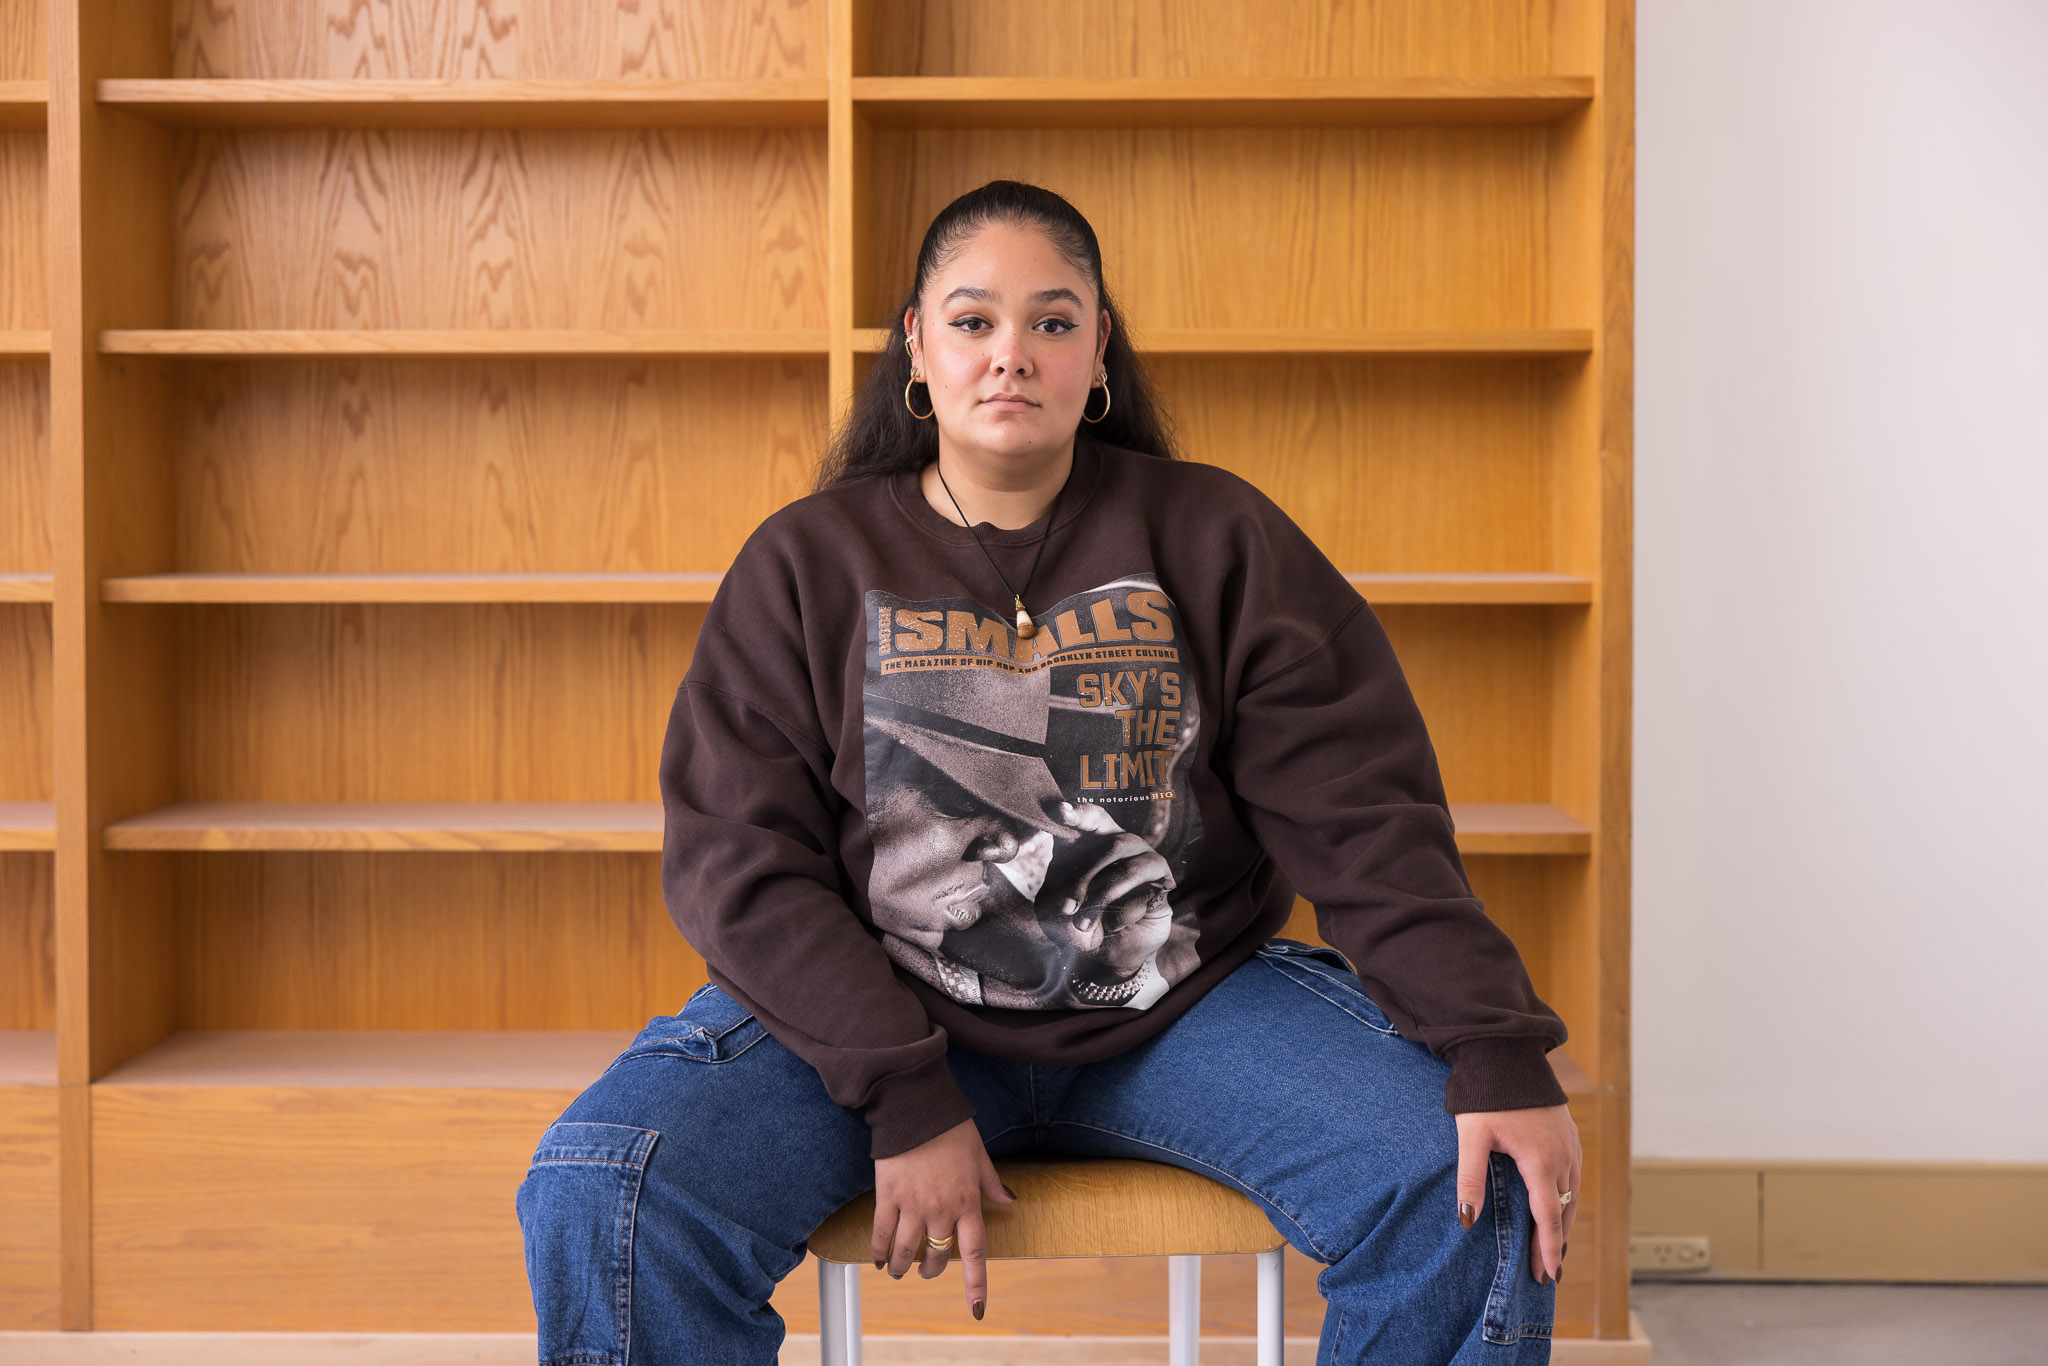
[0,1316,1654,1364]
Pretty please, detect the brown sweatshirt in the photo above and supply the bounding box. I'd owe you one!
[658,432,1570,1160]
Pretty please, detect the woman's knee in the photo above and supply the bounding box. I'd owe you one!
[512,997,878,1360]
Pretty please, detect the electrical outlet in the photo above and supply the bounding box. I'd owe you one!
[1630,1234,1712,1274]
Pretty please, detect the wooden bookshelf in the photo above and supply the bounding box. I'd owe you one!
[15,0,1634,1347]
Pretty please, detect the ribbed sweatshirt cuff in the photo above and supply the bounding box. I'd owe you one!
[863,1054,978,1160]
[1440,1036,1570,1113]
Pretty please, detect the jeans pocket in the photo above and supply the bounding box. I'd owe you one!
[1254,938,1401,1035]
[610,982,769,1070]
[515,1120,661,1366]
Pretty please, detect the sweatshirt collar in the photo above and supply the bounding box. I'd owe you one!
[890,433,1105,547]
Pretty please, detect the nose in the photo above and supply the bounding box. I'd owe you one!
[989,325,1033,377]
[969,827,1020,862]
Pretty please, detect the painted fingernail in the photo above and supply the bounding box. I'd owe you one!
[873,1257,884,1270]
[1001,1183,1017,1200]
[1458,1201,1475,1230]
[973,1298,985,1320]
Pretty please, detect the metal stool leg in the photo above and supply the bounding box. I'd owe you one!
[817,1258,863,1366]
[1168,1253,1201,1364]
[1256,1246,1284,1366]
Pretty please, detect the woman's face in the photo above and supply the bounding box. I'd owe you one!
[905,221,1110,467]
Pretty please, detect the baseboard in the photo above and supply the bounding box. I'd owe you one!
[1632,1159,2048,1282]
[0,1319,1653,1364]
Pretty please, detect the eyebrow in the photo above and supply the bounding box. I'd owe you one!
[940,285,1084,308]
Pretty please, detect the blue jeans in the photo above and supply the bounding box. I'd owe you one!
[515,938,1556,1364]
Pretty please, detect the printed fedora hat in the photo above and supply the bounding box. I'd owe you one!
[862,667,1078,842]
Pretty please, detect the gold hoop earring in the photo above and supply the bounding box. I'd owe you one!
[1082,368,1112,424]
[904,371,934,420]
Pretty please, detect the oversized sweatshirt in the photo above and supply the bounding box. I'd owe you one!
[658,431,1571,1160]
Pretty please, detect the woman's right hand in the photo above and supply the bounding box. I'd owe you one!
[871,1117,1017,1320]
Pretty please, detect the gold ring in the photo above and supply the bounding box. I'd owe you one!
[1559,1190,1575,1205]
[924,1233,955,1251]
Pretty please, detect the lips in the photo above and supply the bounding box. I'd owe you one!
[936,862,1012,930]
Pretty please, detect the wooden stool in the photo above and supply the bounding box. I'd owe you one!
[807,1156,1288,1365]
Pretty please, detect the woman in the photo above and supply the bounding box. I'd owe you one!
[517,179,1580,1363]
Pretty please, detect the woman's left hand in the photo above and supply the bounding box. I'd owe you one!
[1454,1104,1581,1285]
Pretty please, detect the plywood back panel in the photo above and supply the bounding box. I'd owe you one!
[0,137,45,328]
[175,604,700,801]
[170,0,826,81]
[0,856,56,1028]
[176,851,698,1028]
[168,358,824,573]
[862,126,1553,330]
[0,0,44,80]
[1158,356,1561,572]
[0,367,49,573]
[864,0,1581,78]
[172,129,828,329]
[0,607,51,799]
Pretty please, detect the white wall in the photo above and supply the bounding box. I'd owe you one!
[1634,0,2048,1161]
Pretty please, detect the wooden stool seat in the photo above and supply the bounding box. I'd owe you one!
[810,1157,1288,1364]
[809,1156,1287,1262]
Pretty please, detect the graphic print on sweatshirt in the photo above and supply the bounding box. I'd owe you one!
[862,572,1206,1011]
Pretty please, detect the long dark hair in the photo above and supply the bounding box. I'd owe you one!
[812,179,1181,492]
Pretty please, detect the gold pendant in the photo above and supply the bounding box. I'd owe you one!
[1014,594,1036,639]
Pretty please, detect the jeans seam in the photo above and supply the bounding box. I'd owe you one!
[979,1121,1031,1148]
[1044,1119,1330,1262]
[1255,955,1400,1036]
[1479,1152,1553,1345]
[617,1128,656,1364]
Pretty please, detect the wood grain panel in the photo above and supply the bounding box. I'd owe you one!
[172,127,827,330]
[0,853,54,1027]
[1376,604,1556,801]
[170,0,825,81]
[90,1083,568,1330]
[864,0,1572,79]
[0,605,51,802]
[863,126,1549,331]
[166,357,823,573]
[0,0,44,82]
[1164,358,1559,572]
[0,1082,59,1329]
[173,603,697,800]
[173,850,702,1029]
[0,135,45,329]
[0,363,49,573]
[1463,854,1563,993]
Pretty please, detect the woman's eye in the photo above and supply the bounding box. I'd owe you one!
[1038,318,1076,334]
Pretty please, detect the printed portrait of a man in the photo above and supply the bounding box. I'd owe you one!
[861,573,1204,1010]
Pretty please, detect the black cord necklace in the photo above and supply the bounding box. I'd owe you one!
[934,455,1070,640]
